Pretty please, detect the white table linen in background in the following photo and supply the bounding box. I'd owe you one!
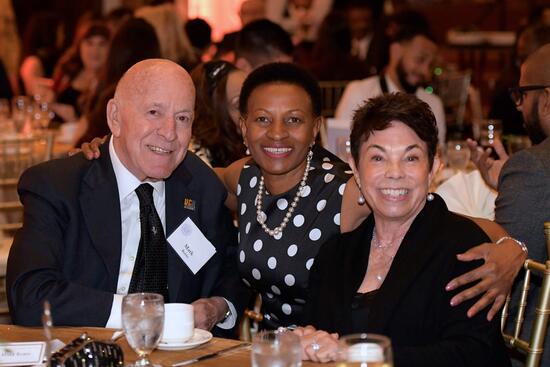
[436,169,497,220]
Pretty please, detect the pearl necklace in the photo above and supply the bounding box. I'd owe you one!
[255,149,313,237]
[371,229,404,283]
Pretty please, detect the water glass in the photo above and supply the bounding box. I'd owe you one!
[252,329,302,367]
[32,101,54,130]
[122,293,164,367]
[337,333,393,367]
[474,119,502,147]
[12,95,30,133]
[446,140,471,172]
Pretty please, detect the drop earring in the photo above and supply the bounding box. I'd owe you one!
[427,193,434,201]
[354,176,365,205]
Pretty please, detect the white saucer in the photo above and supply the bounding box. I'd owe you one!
[157,329,213,351]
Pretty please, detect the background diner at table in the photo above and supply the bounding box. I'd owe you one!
[0,1,549,366]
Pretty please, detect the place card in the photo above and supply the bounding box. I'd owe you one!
[0,342,46,366]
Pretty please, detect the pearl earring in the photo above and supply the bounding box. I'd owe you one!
[357,194,366,205]
[427,193,434,201]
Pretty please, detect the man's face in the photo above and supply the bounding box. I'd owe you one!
[518,67,548,144]
[109,65,195,181]
[394,35,437,93]
[347,6,373,39]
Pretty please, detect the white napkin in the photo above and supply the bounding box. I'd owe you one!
[436,170,497,220]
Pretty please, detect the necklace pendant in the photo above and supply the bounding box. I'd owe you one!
[257,210,267,224]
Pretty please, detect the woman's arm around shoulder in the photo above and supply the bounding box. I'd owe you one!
[213,157,248,212]
[446,216,526,320]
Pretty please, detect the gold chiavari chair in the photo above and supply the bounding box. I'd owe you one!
[501,223,550,367]
[317,80,350,148]
[239,294,263,342]
[318,80,349,118]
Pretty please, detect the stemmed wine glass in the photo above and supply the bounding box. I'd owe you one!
[337,333,393,367]
[122,293,164,367]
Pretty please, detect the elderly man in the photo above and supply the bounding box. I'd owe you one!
[7,59,237,330]
[335,16,446,146]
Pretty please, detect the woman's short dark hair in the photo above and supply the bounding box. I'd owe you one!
[350,93,438,167]
[238,62,321,117]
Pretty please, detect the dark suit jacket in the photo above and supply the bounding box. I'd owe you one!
[305,195,511,367]
[7,140,237,327]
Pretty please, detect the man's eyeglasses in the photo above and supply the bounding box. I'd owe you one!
[508,85,550,106]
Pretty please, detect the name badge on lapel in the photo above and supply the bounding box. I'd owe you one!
[183,198,195,210]
[167,217,216,274]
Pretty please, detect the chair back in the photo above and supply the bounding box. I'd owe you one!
[319,80,349,118]
[239,293,262,341]
[433,70,471,130]
[501,257,550,367]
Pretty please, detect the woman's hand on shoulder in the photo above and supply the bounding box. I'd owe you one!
[293,326,338,363]
[77,136,107,159]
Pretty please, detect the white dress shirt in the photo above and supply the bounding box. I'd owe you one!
[335,74,446,146]
[105,139,236,329]
[105,138,166,328]
[351,34,372,61]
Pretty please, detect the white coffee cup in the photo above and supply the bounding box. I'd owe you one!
[161,303,194,343]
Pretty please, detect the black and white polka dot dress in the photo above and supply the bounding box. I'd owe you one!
[237,145,352,327]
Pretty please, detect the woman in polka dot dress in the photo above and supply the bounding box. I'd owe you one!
[218,63,370,327]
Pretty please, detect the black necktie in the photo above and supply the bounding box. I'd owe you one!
[128,183,169,299]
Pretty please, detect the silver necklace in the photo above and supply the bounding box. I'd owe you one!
[255,149,313,237]
[371,229,404,283]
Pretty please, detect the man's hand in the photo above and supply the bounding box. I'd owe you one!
[446,240,526,320]
[467,137,509,190]
[192,296,228,330]
[294,326,338,363]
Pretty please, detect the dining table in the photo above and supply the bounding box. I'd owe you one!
[0,324,335,366]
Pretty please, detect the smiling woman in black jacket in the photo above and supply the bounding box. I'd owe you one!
[294,93,511,367]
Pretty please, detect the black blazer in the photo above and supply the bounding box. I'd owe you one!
[7,140,237,327]
[305,195,511,367]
